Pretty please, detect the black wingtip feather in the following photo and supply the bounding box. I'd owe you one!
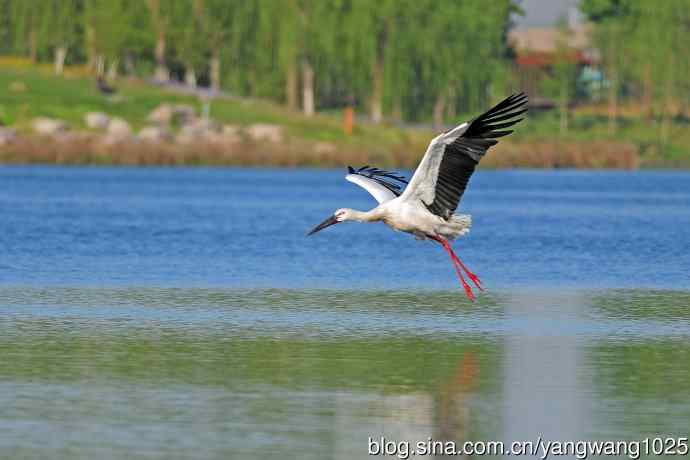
[426,93,527,220]
[488,130,513,138]
[348,164,409,196]
[464,93,528,140]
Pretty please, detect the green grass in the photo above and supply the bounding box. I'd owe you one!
[0,59,422,153]
[2,58,690,167]
[511,109,690,167]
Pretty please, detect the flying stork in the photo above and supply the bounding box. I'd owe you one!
[308,93,528,301]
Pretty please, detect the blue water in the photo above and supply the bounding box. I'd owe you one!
[2,166,689,289]
[2,166,690,459]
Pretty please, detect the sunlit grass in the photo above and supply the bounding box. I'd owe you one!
[2,60,690,167]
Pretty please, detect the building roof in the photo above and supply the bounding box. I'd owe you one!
[508,24,592,54]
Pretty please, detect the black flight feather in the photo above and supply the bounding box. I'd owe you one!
[347,165,408,196]
[424,93,528,220]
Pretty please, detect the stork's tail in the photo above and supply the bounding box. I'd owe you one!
[441,214,472,240]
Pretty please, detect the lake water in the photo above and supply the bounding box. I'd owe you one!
[1,166,689,459]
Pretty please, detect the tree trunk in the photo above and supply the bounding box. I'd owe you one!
[432,92,446,131]
[660,54,675,145]
[210,51,221,93]
[124,52,135,76]
[96,55,105,77]
[286,56,298,110]
[606,28,617,135]
[154,32,169,82]
[86,26,96,72]
[607,74,617,135]
[302,58,314,117]
[29,27,37,63]
[185,68,197,88]
[54,45,67,75]
[642,63,653,120]
[370,56,383,124]
[559,79,568,134]
[107,59,119,80]
[391,97,402,123]
[445,85,456,121]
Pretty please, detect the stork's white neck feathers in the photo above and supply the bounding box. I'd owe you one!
[341,207,384,223]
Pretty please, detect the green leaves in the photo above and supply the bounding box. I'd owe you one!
[1,0,517,121]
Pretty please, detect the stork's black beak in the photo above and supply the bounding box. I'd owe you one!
[307,214,339,236]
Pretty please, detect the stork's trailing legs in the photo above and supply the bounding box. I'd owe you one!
[430,235,482,301]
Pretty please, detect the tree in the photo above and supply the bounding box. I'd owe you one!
[84,0,132,77]
[540,19,577,134]
[39,0,81,75]
[170,0,205,87]
[10,0,41,62]
[580,0,631,134]
[146,0,175,82]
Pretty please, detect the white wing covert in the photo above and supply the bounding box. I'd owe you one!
[344,166,408,204]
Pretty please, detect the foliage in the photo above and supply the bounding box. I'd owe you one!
[0,0,515,122]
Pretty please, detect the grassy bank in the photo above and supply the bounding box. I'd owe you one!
[1,59,689,168]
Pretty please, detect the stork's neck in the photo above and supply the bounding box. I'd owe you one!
[348,207,384,222]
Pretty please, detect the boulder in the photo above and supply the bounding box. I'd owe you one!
[84,112,110,129]
[246,123,283,143]
[220,124,242,143]
[0,127,17,145]
[102,117,133,144]
[147,103,196,125]
[107,117,132,137]
[138,125,171,142]
[32,117,69,135]
[173,104,196,124]
[147,104,174,124]
[175,118,220,144]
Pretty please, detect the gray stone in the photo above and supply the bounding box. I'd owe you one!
[148,103,197,125]
[138,125,171,142]
[0,127,17,145]
[102,117,133,144]
[246,124,283,143]
[175,118,221,144]
[32,117,69,135]
[221,124,243,142]
[147,104,174,124]
[107,118,132,136]
[85,112,110,129]
[173,104,196,124]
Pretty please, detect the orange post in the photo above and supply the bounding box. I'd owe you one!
[343,106,354,136]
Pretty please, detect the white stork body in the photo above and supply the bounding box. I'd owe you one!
[308,93,528,300]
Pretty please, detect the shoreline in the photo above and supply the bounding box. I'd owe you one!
[0,134,660,169]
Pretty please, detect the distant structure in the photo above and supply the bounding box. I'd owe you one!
[509,23,600,107]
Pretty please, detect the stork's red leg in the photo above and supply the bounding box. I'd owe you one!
[431,236,482,291]
[430,236,476,301]
[443,242,483,291]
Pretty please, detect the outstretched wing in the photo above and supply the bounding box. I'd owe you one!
[401,93,527,219]
[345,165,408,204]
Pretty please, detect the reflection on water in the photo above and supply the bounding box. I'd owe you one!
[1,288,689,459]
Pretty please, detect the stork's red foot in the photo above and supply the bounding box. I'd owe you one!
[431,235,481,302]
[445,244,483,292]
[460,265,483,292]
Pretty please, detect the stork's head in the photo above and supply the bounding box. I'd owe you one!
[307,208,352,236]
